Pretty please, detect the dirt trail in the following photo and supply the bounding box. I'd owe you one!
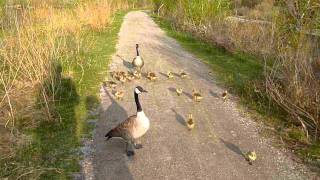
[92,11,311,180]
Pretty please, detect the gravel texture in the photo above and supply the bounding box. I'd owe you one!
[87,11,314,180]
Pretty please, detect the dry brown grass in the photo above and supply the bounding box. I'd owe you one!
[77,1,114,31]
[153,0,320,140]
[0,0,134,157]
[266,34,320,140]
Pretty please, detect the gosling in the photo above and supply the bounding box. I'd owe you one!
[192,89,203,102]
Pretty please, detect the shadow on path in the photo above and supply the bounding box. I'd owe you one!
[94,86,133,180]
[220,138,245,158]
[183,91,193,100]
[171,108,186,126]
[209,90,220,98]
[117,54,133,70]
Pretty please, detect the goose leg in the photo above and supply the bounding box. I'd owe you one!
[122,132,135,156]
[126,142,135,156]
[134,141,143,149]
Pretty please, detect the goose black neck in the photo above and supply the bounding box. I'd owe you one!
[136,46,140,56]
[134,92,142,112]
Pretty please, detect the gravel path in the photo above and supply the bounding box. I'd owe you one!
[90,11,312,180]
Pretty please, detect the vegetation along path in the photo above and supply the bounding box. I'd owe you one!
[92,11,311,180]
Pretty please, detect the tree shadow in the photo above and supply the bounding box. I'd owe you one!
[101,86,128,130]
[85,95,100,111]
[220,138,245,158]
[33,63,81,179]
[93,86,133,180]
[171,108,186,126]
[85,95,100,129]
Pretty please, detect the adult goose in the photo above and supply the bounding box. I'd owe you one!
[132,44,144,71]
[105,86,149,156]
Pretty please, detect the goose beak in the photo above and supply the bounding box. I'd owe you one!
[142,89,148,93]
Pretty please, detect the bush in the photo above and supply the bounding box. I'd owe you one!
[152,0,320,140]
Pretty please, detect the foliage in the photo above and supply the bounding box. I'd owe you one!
[152,0,320,140]
[152,0,320,167]
[266,0,320,139]
[0,0,139,178]
[154,0,231,25]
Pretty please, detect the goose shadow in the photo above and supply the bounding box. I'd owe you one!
[171,108,186,126]
[117,54,133,70]
[168,87,176,93]
[172,72,181,78]
[159,72,169,78]
[101,85,128,134]
[168,87,192,99]
[209,90,220,98]
[93,86,133,180]
[183,91,193,100]
[220,138,245,158]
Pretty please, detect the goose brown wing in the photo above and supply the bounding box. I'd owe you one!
[114,115,137,131]
[105,115,137,138]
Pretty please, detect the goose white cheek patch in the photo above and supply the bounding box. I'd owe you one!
[135,88,141,94]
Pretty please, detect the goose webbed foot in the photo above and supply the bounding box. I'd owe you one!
[134,143,143,149]
[126,142,135,156]
[126,149,135,156]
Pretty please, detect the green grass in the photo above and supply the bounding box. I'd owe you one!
[152,15,284,121]
[152,15,320,171]
[0,11,126,179]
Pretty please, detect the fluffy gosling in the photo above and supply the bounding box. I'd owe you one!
[167,71,174,79]
[222,90,228,101]
[103,80,117,89]
[180,71,188,79]
[192,89,203,102]
[118,75,127,83]
[147,72,157,81]
[176,88,183,96]
[126,73,135,81]
[245,151,257,165]
[186,113,195,130]
[133,70,141,79]
[114,90,124,100]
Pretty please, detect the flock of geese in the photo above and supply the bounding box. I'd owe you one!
[103,44,256,164]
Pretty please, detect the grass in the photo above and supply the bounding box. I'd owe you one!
[152,15,277,118]
[0,11,127,179]
[152,15,320,170]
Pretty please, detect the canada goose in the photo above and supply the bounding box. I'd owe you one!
[176,88,183,96]
[186,113,195,130]
[133,70,141,79]
[167,71,174,79]
[245,151,257,165]
[103,80,117,89]
[147,72,157,81]
[180,71,188,79]
[105,86,149,156]
[114,90,124,100]
[222,90,228,101]
[192,89,203,102]
[132,44,144,71]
